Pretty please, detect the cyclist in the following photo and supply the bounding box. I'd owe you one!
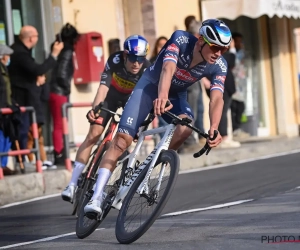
[84,19,232,214]
[61,35,151,203]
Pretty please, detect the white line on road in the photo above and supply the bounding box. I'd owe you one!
[0,228,105,249]
[0,193,61,209]
[1,149,299,209]
[161,199,254,217]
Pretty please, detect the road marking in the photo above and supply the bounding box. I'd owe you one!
[0,193,61,209]
[161,199,254,217]
[179,149,300,175]
[1,149,300,209]
[0,228,104,249]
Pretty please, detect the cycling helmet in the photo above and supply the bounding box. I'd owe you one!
[123,35,149,56]
[199,19,232,47]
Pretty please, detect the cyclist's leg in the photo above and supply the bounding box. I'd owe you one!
[62,101,114,202]
[85,78,157,213]
[161,92,194,150]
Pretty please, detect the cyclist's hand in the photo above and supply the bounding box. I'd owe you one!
[207,129,222,148]
[86,109,97,123]
[153,98,173,116]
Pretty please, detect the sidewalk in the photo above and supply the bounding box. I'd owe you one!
[1,136,299,206]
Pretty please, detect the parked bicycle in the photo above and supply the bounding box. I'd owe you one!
[76,103,217,243]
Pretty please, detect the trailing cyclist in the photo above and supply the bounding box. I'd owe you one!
[84,19,232,215]
[61,35,151,203]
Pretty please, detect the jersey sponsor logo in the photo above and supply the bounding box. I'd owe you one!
[166,43,179,53]
[111,72,135,93]
[180,54,186,63]
[174,68,197,82]
[100,80,106,84]
[191,69,202,75]
[175,35,189,45]
[172,78,187,87]
[105,63,110,71]
[101,73,108,79]
[113,54,121,64]
[215,58,227,73]
[215,75,226,83]
[126,117,133,125]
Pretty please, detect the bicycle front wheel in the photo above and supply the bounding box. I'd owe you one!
[115,149,179,244]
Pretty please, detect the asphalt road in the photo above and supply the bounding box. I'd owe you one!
[0,152,300,249]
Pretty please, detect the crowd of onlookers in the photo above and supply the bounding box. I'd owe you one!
[0,23,79,176]
[0,16,251,176]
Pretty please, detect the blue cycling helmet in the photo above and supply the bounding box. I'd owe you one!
[199,19,232,47]
[123,35,149,56]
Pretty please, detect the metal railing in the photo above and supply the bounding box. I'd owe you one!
[62,102,92,171]
[0,106,41,179]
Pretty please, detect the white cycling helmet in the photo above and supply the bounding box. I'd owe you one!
[199,19,232,47]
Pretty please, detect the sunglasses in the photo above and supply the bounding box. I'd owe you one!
[203,37,228,54]
[127,54,146,64]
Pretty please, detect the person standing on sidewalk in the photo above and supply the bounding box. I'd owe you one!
[26,74,57,170]
[48,23,80,166]
[0,44,17,175]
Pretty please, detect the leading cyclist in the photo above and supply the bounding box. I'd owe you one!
[84,19,232,214]
[61,35,151,203]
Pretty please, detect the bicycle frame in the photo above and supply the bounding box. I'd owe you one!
[112,122,176,210]
[86,118,119,179]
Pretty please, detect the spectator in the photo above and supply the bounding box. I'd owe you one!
[8,25,63,170]
[48,23,79,166]
[0,44,16,175]
[231,32,250,139]
[150,36,168,63]
[26,74,57,170]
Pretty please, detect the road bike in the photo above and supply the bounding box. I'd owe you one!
[76,104,217,243]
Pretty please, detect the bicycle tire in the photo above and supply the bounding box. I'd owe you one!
[75,144,129,239]
[71,173,84,216]
[115,149,179,244]
[75,142,111,238]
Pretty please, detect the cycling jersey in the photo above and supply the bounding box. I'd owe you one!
[143,30,227,94]
[118,30,228,137]
[92,51,150,127]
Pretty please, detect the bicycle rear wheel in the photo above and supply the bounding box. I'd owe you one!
[115,149,179,244]
[76,148,130,239]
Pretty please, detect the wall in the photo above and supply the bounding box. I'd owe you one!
[57,0,125,142]
[154,0,200,39]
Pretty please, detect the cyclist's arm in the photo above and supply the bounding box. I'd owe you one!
[158,33,181,98]
[209,90,223,131]
[208,58,228,131]
[92,61,112,109]
[158,61,176,99]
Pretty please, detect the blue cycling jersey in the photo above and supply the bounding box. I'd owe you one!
[143,30,228,93]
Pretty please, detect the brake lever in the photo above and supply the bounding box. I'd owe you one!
[193,130,218,158]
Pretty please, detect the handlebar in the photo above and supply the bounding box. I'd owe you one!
[94,101,218,158]
[94,102,122,118]
[164,110,218,158]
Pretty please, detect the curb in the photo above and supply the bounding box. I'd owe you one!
[1,137,299,206]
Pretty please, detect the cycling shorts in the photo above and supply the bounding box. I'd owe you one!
[118,74,194,138]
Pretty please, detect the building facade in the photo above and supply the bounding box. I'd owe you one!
[0,0,299,147]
